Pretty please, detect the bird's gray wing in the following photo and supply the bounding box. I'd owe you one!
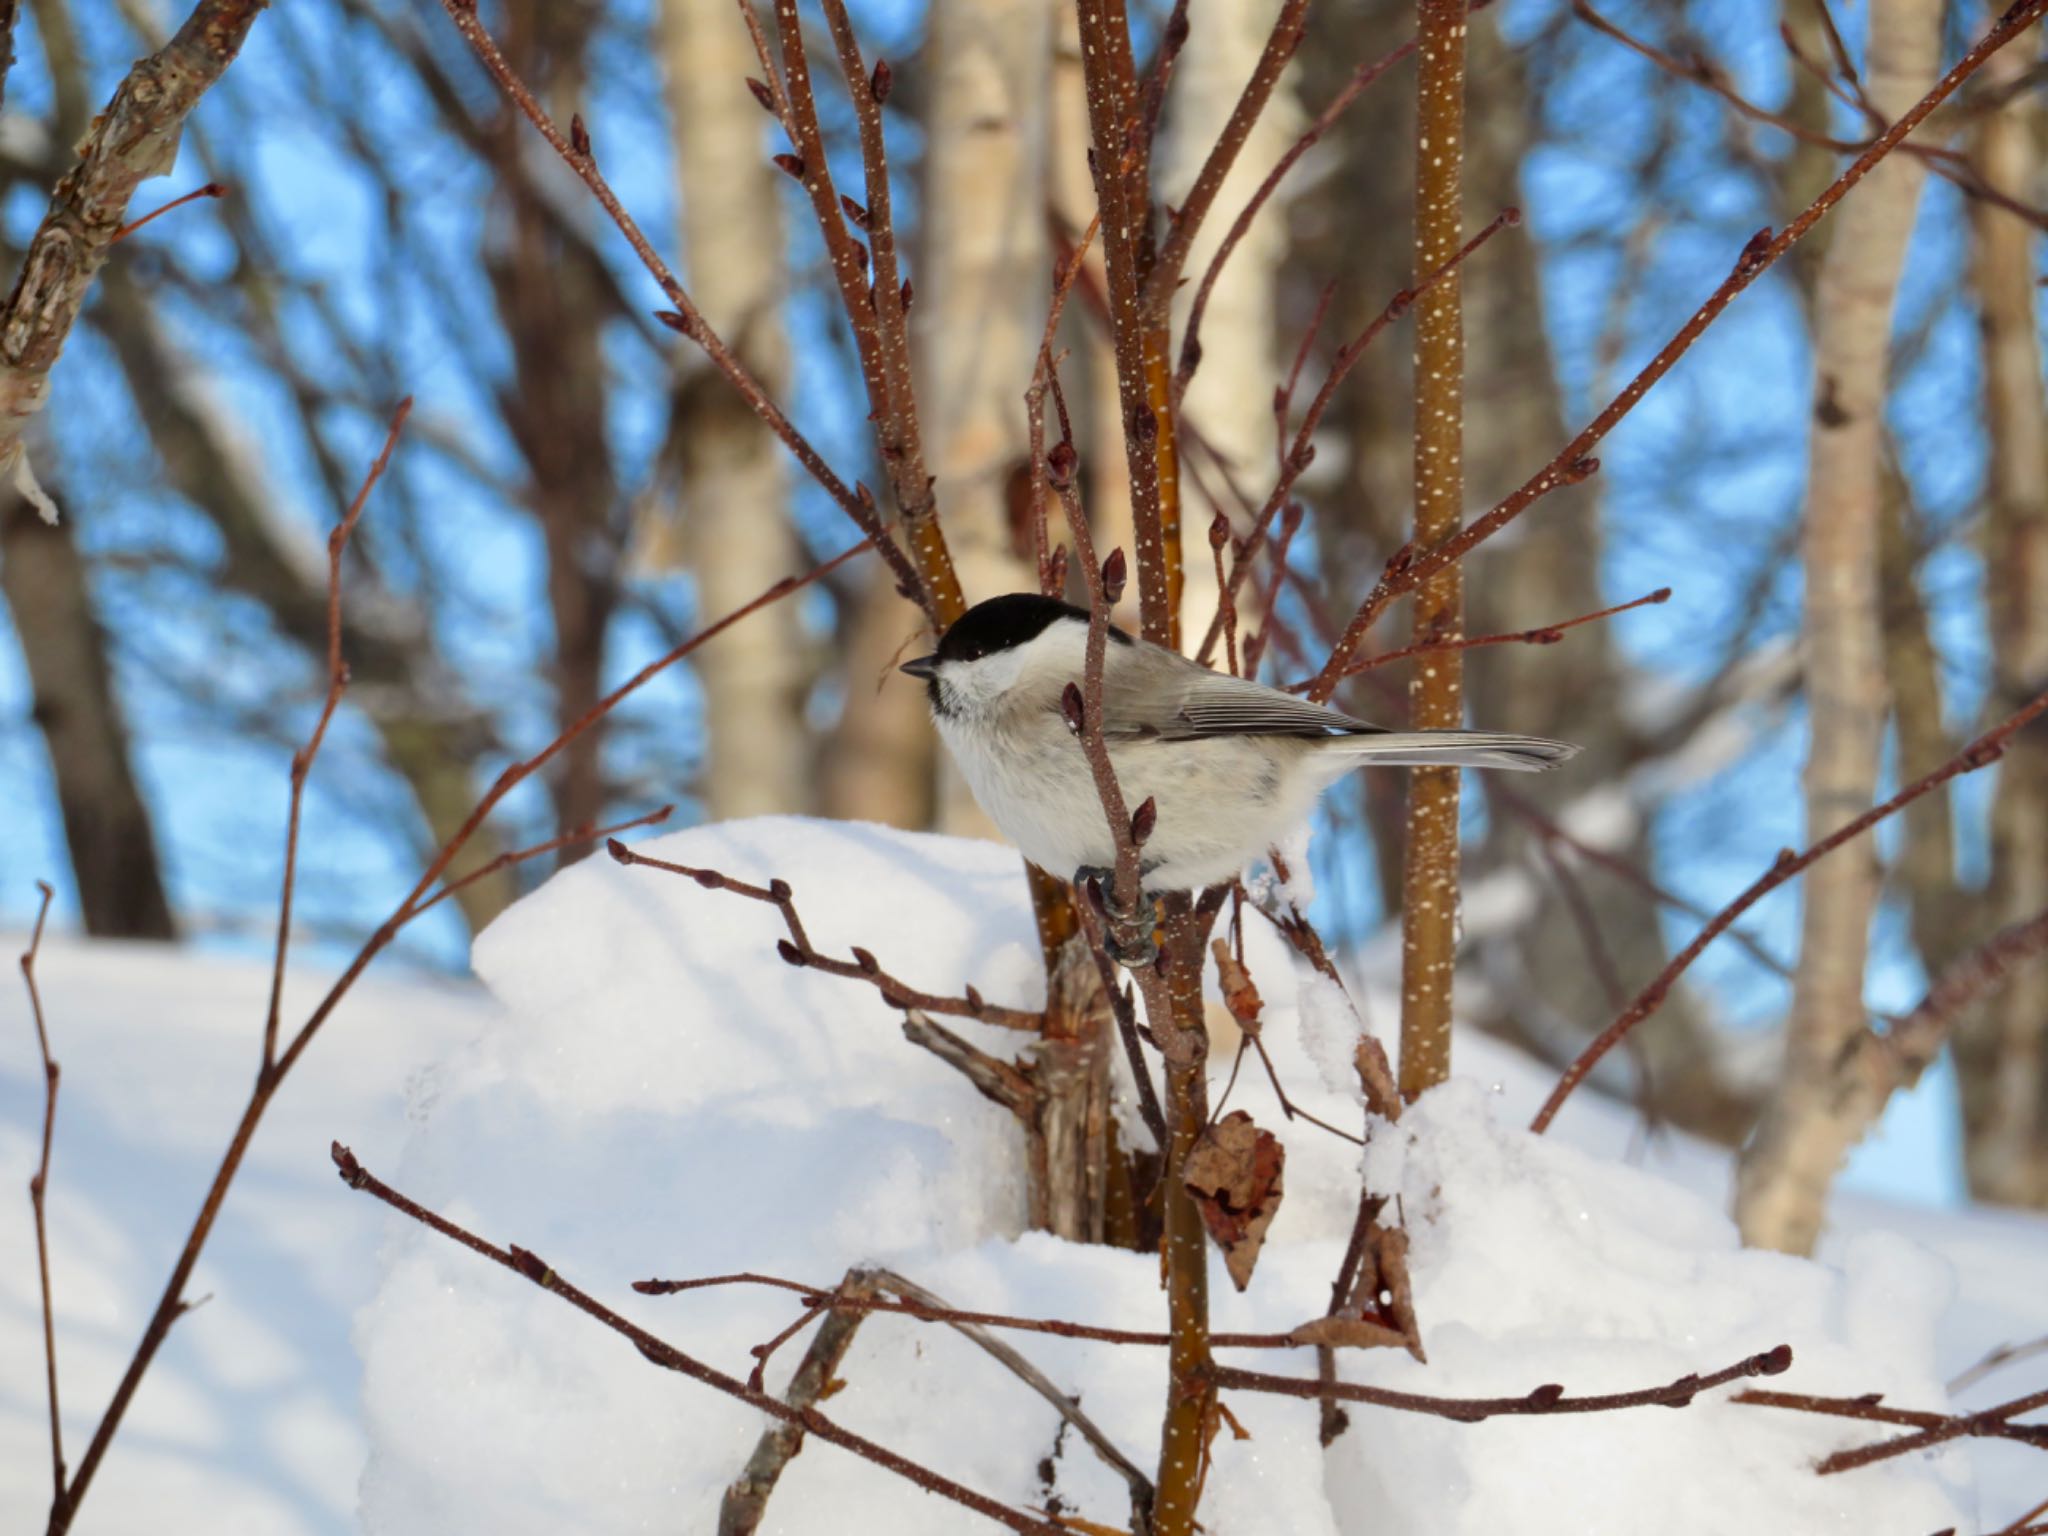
[1096,651,1378,741]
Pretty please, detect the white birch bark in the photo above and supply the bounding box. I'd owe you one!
[920,0,1053,832]
[1734,0,1941,1253]
[655,0,808,818]
[1159,0,1301,657]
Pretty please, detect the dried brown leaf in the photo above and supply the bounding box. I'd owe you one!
[1183,1110,1285,1291]
[1287,1314,1412,1351]
[1210,938,1264,1036]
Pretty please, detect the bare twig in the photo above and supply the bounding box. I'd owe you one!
[1218,1342,1794,1420]
[1952,1335,2048,1395]
[49,530,874,1534]
[1533,685,2048,1133]
[1196,210,1518,672]
[1308,0,2048,696]
[605,841,1043,1031]
[1293,586,1671,687]
[108,181,226,243]
[413,806,674,917]
[264,399,411,1071]
[329,1147,1066,1535]
[1735,1385,2048,1471]
[20,882,63,1516]
[431,0,928,615]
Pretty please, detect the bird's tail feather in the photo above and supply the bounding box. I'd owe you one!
[1327,730,1578,773]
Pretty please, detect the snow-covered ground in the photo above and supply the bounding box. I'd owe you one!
[5,816,2046,1532]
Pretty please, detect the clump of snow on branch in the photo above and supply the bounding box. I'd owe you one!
[354,817,1973,1533]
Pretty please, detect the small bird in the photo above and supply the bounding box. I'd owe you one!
[902,593,1577,895]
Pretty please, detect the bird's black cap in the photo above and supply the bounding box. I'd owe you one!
[934,593,1131,664]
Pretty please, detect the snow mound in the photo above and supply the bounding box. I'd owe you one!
[356,816,1974,1533]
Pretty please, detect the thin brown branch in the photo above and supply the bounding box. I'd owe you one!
[1735,1385,2048,1471]
[431,0,928,616]
[1142,0,1309,316]
[263,398,410,1071]
[1308,0,2048,695]
[413,806,674,917]
[20,881,64,1517]
[605,841,1044,1031]
[108,180,225,243]
[1196,209,1518,672]
[633,1268,1340,1351]
[871,1269,1155,1525]
[1573,0,2048,231]
[329,1146,1066,1535]
[1533,684,2048,1133]
[1294,585,1670,687]
[1217,1342,1793,1420]
[49,533,873,1534]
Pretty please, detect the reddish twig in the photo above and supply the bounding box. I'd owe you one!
[604,841,1043,1031]
[263,399,410,1072]
[1174,1,1502,401]
[635,1269,1371,1351]
[49,532,874,1531]
[329,1146,1066,1534]
[1290,586,1671,688]
[1735,1385,2048,1471]
[413,806,674,917]
[1195,209,1518,671]
[109,181,226,243]
[19,882,64,1515]
[1572,0,2048,231]
[1307,0,2048,699]
[1142,0,1310,318]
[1533,685,2048,1133]
[431,0,928,616]
[1218,1343,1793,1421]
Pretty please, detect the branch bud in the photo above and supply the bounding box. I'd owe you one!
[1060,682,1085,735]
[1101,547,1127,606]
[840,193,870,229]
[1047,440,1078,487]
[569,114,592,159]
[870,58,893,103]
[772,153,806,180]
[1208,512,1230,552]
[776,939,807,967]
[1130,796,1157,848]
[746,77,776,114]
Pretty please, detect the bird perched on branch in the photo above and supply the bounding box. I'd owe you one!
[903,592,1576,896]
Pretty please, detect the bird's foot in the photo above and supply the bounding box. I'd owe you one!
[1074,865,1155,966]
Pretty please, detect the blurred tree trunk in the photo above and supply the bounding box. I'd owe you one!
[652,0,809,822]
[2,486,175,938]
[488,0,621,847]
[1960,29,2048,1208]
[1162,0,1300,653]
[919,0,1051,833]
[820,570,935,828]
[1736,0,1939,1254]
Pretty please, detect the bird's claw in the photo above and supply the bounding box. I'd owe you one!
[1074,865,1154,967]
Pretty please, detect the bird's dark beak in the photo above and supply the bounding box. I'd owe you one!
[900,655,939,681]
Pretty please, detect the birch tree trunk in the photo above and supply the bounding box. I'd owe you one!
[1159,0,1299,654]
[654,0,809,820]
[1735,0,1941,1253]
[1960,30,2048,1207]
[919,0,1052,833]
